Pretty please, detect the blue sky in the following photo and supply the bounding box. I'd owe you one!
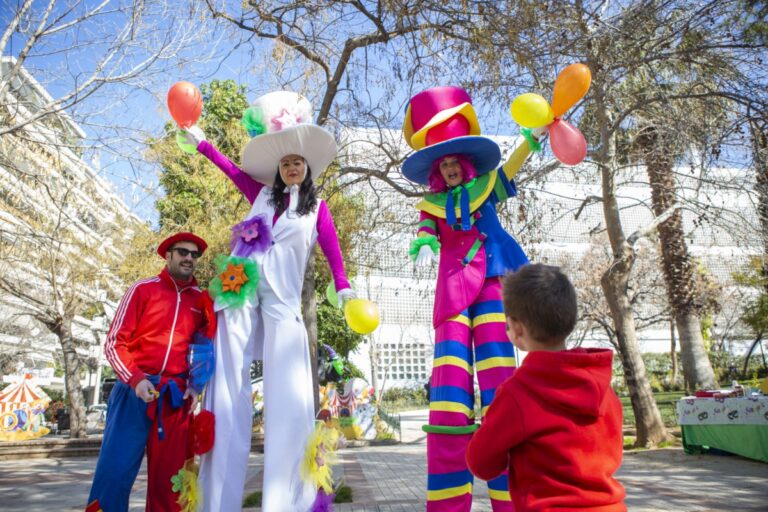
[3,1,758,226]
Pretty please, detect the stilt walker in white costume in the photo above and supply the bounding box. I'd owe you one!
[179,91,355,511]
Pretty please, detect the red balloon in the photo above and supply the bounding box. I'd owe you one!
[549,118,587,166]
[167,82,202,128]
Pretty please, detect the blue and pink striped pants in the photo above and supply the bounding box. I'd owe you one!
[427,278,515,512]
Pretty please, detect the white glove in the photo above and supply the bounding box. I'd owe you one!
[180,125,206,148]
[415,245,436,267]
[337,288,357,307]
[531,126,548,140]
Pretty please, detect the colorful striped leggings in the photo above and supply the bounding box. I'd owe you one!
[427,278,515,512]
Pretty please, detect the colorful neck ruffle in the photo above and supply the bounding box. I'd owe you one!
[209,255,260,308]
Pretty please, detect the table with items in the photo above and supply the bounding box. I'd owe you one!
[676,395,768,463]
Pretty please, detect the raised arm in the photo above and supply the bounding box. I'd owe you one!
[316,200,351,292]
[197,140,264,204]
[500,135,533,182]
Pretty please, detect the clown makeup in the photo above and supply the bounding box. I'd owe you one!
[279,154,306,186]
[439,156,464,188]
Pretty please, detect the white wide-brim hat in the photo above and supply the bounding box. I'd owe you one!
[240,91,337,186]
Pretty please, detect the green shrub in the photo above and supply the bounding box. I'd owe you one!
[242,491,261,507]
[334,484,353,503]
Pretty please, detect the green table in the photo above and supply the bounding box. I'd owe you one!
[677,397,768,463]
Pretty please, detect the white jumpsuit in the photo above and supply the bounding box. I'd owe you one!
[199,186,319,511]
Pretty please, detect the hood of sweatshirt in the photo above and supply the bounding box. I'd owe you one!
[514,348,616,418]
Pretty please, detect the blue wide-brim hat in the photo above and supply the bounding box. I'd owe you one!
[402,136,501,186]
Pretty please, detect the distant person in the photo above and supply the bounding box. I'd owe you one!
[86,232,213,512]
[466,264,626,511]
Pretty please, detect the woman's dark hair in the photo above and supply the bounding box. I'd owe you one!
[269,165,318,217]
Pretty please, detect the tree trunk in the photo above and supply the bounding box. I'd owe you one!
[601,262,669,446]
[302,253,320,415]
[367,336,382,404]
[638,125,717,392]
[670,319,678,385]
[592,84,671,446]
[55,317,87,438]
[750,117,768,279]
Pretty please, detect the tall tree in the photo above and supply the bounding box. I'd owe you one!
[751,116,768,273]
[0,139,132,437]
[469,0,765,445]
[636,125,717,391]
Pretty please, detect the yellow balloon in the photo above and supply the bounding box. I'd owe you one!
[510,93,554,128]
[344,299,380,335]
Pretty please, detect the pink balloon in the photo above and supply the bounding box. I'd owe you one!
[549,118,587,166]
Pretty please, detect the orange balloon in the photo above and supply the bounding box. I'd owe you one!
[551,64,592,118]
[167,82,202,128]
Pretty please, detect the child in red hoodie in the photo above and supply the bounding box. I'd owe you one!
[466,264,626,511]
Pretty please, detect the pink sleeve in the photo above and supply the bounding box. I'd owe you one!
[197,140,263,204]
[316,200,351,291]
[417,210,439,238]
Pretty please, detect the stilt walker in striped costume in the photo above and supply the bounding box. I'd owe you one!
[401,87,541,512]
[86,232,214,512]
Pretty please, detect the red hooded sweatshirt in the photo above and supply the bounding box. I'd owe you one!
[466,348,626,511]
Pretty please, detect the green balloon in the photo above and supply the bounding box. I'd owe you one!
[325,282,339,308]
[175,131,197,154]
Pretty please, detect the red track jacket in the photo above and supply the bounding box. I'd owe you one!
[105,268,203,388]
[466,348,626,511]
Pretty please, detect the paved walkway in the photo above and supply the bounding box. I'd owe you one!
[1,409,766,511]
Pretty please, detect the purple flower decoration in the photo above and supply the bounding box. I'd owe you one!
[311,489,335,512]
[230,215,272,257]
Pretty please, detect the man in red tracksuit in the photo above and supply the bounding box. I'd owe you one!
[466,264,626,511]
[87,232,210,512]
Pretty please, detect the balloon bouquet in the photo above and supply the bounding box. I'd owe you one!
[510,63,592,166]
[167,81,381,338]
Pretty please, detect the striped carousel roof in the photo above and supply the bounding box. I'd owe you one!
[0,374,50,413]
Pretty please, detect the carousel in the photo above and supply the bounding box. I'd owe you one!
[0,374,51,441]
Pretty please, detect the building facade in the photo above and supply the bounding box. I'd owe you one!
[0,57,141,402]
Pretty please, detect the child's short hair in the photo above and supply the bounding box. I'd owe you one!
[502,264,577,343]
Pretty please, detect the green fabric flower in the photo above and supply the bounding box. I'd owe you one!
[209,254,260,309]
[241,106,267,137]
[171,469,184,493]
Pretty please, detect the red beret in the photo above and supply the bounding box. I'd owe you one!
[157,232,208,258]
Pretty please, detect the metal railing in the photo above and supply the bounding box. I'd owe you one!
[378,408,402,441]
[622,400,680,427]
